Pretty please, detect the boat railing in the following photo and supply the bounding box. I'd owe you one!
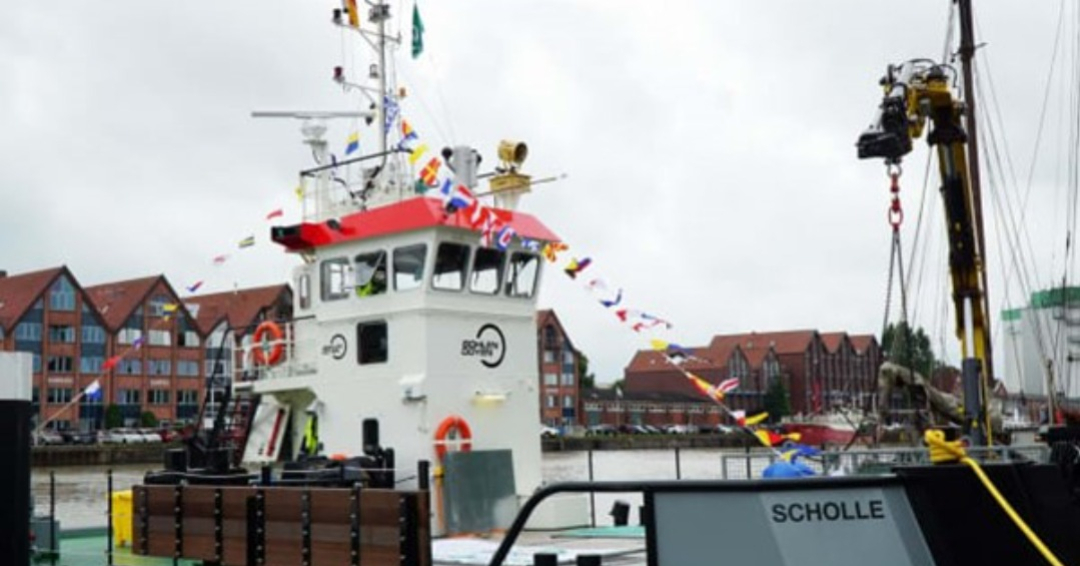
[719,443,1051,480]
[237,319,319,383]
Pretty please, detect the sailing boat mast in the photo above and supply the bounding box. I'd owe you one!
[955,0,998,442]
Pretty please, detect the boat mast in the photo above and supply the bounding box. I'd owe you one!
[956,0,996,441]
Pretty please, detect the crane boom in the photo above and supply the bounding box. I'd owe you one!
[857,60,994,444]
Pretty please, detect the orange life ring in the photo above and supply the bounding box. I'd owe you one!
[433,415,472,462]
[252,321,285,366]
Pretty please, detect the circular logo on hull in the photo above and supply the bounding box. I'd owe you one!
[461,323,506,368]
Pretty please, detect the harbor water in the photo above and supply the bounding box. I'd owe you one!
[33,448,755,529]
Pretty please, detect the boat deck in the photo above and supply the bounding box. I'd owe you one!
[45,530,197,566]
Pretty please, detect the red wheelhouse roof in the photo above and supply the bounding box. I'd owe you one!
[272,197,560,251]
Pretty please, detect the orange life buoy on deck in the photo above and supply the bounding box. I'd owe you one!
[433,415,473,462]
[252,321,285,366]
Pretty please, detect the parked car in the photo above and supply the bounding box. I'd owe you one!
[641,425,663,434]
[137,428,163,443]
[618,424,649,435]
[157,428,182,443]
[33,430,65,446]
[540,425,560,438]
[108,428,145,444]
[60,430,97,445]
[664,424,689,435]
[586,424,617,436]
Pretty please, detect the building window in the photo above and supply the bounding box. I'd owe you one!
[81,324,106,344]
[117,389,141,404]
[544,373,558,386]
[47,356,73,373]
[148,390,171,405]
[47,388,73,404]
[177,360,200,377]
[506,253,539,298]
[177,390,199,405]
[432,243,469,291]
[32,354,41,373]
[321,257,355,301]
[15,322,42,341]
[148,359,172,376]
[563,395,574,408]
[546,394,556,409]
[49,277,76,311]
[563,350,574,363]
[470,248,505,295]
[357,321,388,364]
[80,356,103,374]
[148,295,171,317]
[561,373,575,386]
[148,329,171,347]
[117,327,143,345]
[48,325,76,343]
[178,330,200,348]
[118,359,142,375]
[393,244,427,291]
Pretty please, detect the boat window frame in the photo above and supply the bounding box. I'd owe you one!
[357,320,389,365]
[469,247,506,296]
[298,272,311,310]
[392,243,428,293]
[505,251,540,299]
[431,242,472,293]
[320,257,354,302]
[354,249,389,299]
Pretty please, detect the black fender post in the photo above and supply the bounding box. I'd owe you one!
[0,353,33,564]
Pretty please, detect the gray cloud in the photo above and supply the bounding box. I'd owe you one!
[1,0,1070,384]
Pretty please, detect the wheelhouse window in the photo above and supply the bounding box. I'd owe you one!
[506,252,540,298]
[393,244,427,292]
[298,273,311,309]
[470,248,505,295]
[357,321,388,364]
[354,251,388,298]
[321,258,354,301]
[432,243,469,291]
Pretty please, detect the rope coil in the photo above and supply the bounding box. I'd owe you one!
[923,430,1065,566]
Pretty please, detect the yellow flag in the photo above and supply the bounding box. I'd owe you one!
[409,143,429,166]
[744,412,769,426]
[295,185,305,202]
[649,339,669,352]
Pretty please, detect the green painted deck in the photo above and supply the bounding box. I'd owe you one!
[38,531,197,566]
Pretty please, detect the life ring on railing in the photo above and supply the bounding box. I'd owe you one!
[252,321,285,366]
[433,415,473,463]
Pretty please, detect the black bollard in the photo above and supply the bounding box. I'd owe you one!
[576,554,602,566]
[0,354,32,566]
[533,552,558,566]
[609,500,630,527]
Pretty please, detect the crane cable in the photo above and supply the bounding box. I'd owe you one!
[881,165,930,430]
[924,430,1066,566]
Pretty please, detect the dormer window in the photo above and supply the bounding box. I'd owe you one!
[393,244,427,292]
[433,243,469,291]
[470,248,505,295]
[354,251,388,298]
[506,252,539,298]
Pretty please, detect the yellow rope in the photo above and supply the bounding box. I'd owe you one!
[923,430,1065,566]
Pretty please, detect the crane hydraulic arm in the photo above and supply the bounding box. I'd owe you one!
[857,61,993,443]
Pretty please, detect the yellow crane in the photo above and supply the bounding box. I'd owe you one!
[857,34,995,444]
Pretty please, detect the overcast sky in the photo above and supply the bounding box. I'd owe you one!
[1,1,1074,384]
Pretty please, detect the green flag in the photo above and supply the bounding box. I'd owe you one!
[412,3,424,59]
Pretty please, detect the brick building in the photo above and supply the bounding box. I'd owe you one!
[581,388,727,428]
[0,265,291,431]
[184,284,293,424]
[622,329,882,418]
[537,309,582,427]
